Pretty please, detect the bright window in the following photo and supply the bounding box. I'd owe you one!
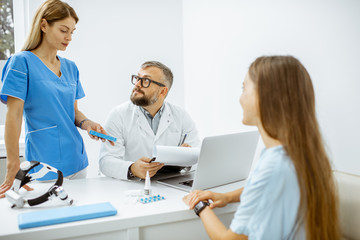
[0,0,15,60]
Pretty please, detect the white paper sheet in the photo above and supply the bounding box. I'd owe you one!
[153,146,200,166]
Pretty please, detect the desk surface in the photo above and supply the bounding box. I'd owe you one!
[0,176,245,240]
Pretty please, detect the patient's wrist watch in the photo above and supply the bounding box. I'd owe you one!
[194,201,209,216]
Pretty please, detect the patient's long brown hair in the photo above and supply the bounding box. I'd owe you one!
[249,56,340,239]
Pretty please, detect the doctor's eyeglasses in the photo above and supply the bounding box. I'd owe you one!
[131,75,166,88]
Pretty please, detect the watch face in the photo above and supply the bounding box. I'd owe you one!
[194,201,209,216]
[195,201,204,210]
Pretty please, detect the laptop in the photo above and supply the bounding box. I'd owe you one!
[156,131,259,192]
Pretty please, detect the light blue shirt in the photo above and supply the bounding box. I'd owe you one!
[230,146,304,239]
[0,51,88,180]
[140,104,165,135]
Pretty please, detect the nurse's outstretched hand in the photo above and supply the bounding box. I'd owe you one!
[0,171,33,198]
[83,120,115,146]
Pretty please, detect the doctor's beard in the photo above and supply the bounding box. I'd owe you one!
[130,88,158,107]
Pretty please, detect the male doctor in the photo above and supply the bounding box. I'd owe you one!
[99,61,200,180]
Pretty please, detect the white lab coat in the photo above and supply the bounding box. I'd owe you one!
[99,101,201,180]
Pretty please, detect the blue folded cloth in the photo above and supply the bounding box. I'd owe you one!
[18,202,117,229]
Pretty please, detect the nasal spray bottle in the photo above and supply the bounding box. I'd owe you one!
[138,170,165,204]
[144,171,152,196]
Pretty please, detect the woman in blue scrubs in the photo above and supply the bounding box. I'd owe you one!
[183,56,340,239]
[0,0,113,197]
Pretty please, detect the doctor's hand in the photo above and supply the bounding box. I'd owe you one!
[83,120,115,146]
[183,190,229,209]
[180,143,191,147]
[130,157,164,179]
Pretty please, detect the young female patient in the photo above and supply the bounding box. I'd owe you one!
[183,56,340,240]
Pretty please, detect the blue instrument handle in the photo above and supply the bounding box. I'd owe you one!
[89,130,117,142]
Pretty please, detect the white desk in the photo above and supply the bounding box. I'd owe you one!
[0,177,245,240]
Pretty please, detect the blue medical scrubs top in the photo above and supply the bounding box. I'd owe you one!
[230,146,305,239]
[0,51,88,180]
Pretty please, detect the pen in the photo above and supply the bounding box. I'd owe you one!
[149,157,156,163]
[179,134,187,146]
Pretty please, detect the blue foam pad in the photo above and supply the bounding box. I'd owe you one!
[89,130,117,142]
[18,202,117,229]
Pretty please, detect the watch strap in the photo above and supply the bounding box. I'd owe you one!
[79,119,90,129]
[194,201,209,216]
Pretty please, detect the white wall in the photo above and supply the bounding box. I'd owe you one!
[183,0,360,175]
[22,0,184,177]
[5,0,360,177]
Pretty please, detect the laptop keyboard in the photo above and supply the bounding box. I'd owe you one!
[179,179,193,187]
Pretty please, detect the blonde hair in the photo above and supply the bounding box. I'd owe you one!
[21,0,78,51]
[249,56,340,239]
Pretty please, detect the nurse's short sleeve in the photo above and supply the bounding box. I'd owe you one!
[0,54,28,104]
[74,65,85,100]
[229,163,288,239]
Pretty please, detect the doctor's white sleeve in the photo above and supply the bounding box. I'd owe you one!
[181,110,201,148]
[99,108,131,180]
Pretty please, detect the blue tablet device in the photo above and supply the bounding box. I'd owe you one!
[89,130,117,142]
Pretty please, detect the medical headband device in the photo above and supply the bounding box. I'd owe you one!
[5,161,73,208]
